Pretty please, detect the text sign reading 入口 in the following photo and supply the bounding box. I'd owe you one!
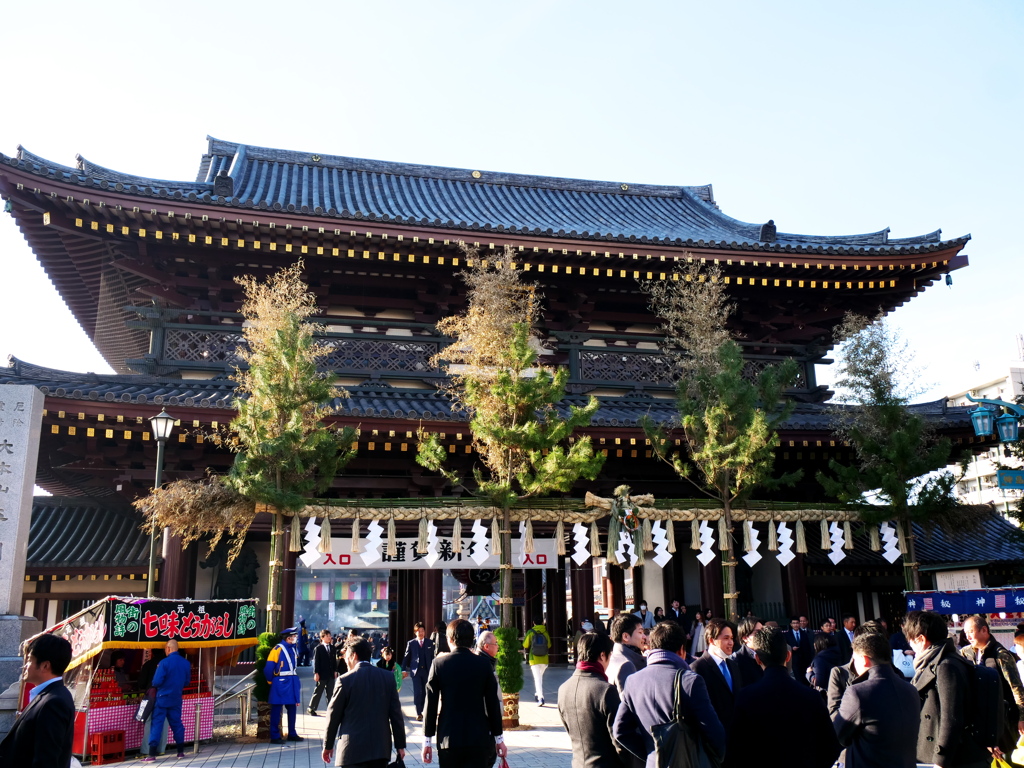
[306,537,558,570]
[998,470,1024,490]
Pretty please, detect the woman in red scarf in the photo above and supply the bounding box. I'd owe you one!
[557,632,629,767]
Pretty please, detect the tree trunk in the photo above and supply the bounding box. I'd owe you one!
[501,691,520,729]
[501,505,513,628]
[256,700,271,740]
[722,495,738,621]
[901,517,920,592]
[266,510,283,633]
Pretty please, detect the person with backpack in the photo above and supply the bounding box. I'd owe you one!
[961,614,1024,763]
[903,610,993,768]
[523,616,552,707]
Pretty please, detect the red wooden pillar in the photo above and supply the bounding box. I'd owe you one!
[160,532,188,598]
[570,558,595,630]
[783,554,809,619]
[420,569,443,633]
[392,570,420,646]
[699,559,724,617]
[662,523,685,605]
[545,559,568,664]
[525,568,544,627]
[606,565,625,617]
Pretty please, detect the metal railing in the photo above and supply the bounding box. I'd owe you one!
[212,669,256,739]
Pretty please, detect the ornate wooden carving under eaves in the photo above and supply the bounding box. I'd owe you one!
[319,338,438,373]
[579,349,675,386]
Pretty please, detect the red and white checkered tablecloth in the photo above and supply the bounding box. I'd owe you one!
[85,697,213,751]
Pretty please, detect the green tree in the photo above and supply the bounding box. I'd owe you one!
[817,312,963,591]
[641,263,801,620]
[228,261,356,632]
[417,245,604,633]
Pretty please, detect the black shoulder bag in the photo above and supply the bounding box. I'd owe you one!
[650,669,721,768]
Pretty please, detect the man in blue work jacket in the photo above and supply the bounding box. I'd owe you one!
[143,639,192,762]
[265,626,304,745]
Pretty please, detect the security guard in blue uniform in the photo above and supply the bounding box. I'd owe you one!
[264,626,304,744]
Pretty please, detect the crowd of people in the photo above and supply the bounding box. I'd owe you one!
[556,607,1024,768]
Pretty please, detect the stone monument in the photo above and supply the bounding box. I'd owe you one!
[0,384,45,734]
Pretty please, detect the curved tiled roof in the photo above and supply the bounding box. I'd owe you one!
[1,357,974,432]
[29,497,150,568]
[0,139,969,255]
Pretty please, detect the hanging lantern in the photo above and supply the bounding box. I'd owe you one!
[995,413,1020,443]
[970,405,997,437]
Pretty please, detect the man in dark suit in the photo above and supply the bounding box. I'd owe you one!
[786,615,814,683]
[691,618,741,734]
[726,628,840,768]
[0,633,75,767]
[322,636,406,767]
[836,613,857,664]
[308,628,337,716]
[558,632,626,768]
[732,616,763,688]
[833,631,920,768]
[401,621,435,721]
[422,619,506,768]
[612,621,725,768]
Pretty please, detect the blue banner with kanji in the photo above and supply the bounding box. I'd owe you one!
[905,590,1022,614]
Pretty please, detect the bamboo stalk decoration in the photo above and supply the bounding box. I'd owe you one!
[555,519,566,556]
[667,519,676,553]
[289,513,302,552]
[452,516,462,554]
[869,524,881,551]
[795,520,807,554]
[386,516,397,558]
[691,519,702,550]
[492,516,502,557]
[317,515,333,554]
[590,521,601,557]
[351,516,362,554]
[820,519,830,550]
[768,517,779,551]
[417,516,429,554]
[524,519,535,554]
[843,521,854,550]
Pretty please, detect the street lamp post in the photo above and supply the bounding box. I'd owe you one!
[147,409,176,598]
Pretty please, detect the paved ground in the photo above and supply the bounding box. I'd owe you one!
[127,662,576,767]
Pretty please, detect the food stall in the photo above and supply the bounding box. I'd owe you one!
[19,596,259,763]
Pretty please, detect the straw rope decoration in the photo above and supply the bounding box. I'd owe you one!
[351,516,362,554]
[590,521,601,557]
[868,524,881,552]
[642,518,653,551]
[795,520,807,554]
[317,515,333,554]
[691,519,702,550]
[743,519,753,553]
[452,515,462,554]
[718,517,729,551]
[555,519,566,556]
[768,516,779,551]
[386,516,397,558]
[417,516,429,555]
[896,522,908,555]
[666,519,676,553]
[491,516,502,557]
[524,519,535,555]
[843,521,854,550]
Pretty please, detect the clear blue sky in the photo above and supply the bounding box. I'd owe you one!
[1,0,1020,400]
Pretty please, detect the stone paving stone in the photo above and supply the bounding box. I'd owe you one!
[128,662,578,767]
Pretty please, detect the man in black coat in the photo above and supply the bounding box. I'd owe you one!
[833,631,920,768]
[786,615,815,683]
[401,621,435,721]
[558,632,627,768]
[836,613,857,664]
[732,616,763,688]
[726,628,840,768]
[691,618,742,734]
[422,619,506,768]
[322,636,406,767]
[308,628,338,716]
[0,633,75,768]
[905,610,990,768]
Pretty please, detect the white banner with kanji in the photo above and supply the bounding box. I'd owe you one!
[302,536,558,570]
